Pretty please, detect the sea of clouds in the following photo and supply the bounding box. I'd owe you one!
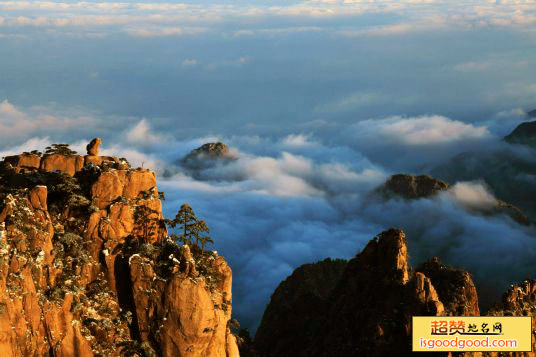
[1,100,536,330]
[1,0,535,332]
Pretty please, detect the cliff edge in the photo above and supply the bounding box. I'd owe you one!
[0,139,239,356]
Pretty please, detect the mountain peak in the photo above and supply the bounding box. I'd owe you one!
[381,174,449,199]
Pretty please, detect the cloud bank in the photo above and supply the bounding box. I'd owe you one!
[0,0,535,38]
[0,0,535,333]
[2,103,535,331]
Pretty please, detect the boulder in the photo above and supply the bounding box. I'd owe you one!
[3,154,41,173]
[40,154,84,177]
[86,138,102,156]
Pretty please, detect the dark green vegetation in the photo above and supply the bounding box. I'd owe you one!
[45,143,78,156]
[165,203,214,253]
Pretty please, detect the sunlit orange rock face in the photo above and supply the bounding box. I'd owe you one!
[0,139,238,356]
[40,154,85,177]
[90,169,158,209]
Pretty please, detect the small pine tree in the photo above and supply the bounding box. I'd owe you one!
[167,203,213,253]
[199,234,214,253]
[45,144,77,155]
[135,205,164,244]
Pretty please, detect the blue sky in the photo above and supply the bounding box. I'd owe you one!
[1,0,536,331]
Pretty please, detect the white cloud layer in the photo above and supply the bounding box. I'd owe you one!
[447,181,499,210]
[0,0,534,38]
[370,115,491,145]
[0,100,100,145]
[1,106,536,333]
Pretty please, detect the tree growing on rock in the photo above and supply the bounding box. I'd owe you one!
[134,205,166,244]
[45,144,78,156]
[166,203,213,253]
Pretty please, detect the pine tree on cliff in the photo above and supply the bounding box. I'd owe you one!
[134,205,162,244]
[45,143,78,155]
[167,203,213,252]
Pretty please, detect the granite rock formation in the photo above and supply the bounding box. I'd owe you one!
[86,138,102,156]
[255,226,536,356]
[0,139,239,356]
[416,257,479,316]
[186,143,230,160]
[255,229,458,356]
[381,174,449,199]
[180,143,236,173]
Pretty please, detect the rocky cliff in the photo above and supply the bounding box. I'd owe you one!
[255,228,536,356]
[255,229,457,356]
[0,140,239,356]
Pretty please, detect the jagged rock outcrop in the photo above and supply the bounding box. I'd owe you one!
[381,174,450,199]
[186,143,230,160]
[492,201,530,225]
[4,139,127,177]
[318,229,445,356]
[255,229,469,356]
[0,140,238,356]
[86,138,102,156]
[416,257,479,316]
[256,227,536,356]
